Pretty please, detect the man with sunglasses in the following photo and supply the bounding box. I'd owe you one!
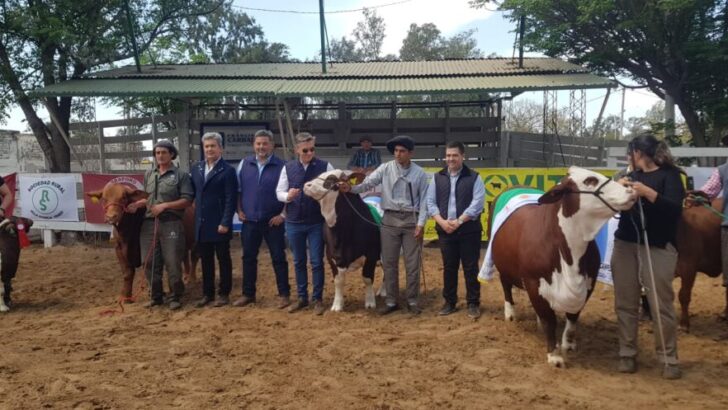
[340,135,429,315]
[276,132,333,315]
[128,140,194,310]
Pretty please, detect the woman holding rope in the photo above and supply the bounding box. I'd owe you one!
[612,133,685,380]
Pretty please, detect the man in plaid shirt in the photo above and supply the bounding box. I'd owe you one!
[347,136,382,174]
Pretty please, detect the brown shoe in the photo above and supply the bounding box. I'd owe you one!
[313,300,326,316]
[277,295,291,309]
[288,298,309,313]
[213,296,230,307]
[232,295,255,307]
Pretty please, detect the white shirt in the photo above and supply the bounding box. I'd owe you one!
[204,158,221,178]
[276,160,335,203]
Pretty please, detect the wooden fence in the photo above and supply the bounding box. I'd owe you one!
[502,132,625,167]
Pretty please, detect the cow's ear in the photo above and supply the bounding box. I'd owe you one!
[347,172,367,185]
[86,190,103,203]
[539,184,568,204]
[125,187,149,202]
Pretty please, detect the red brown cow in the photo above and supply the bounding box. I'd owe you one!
[0,216,33,312]
[675,196,726,332]
[87,184,197,301]
[490,167,636,367]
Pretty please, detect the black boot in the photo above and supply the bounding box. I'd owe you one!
[3,281,12,307]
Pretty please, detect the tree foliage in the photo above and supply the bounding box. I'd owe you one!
[400,23,482,60]
[470,0,728,147]
[327,8,385,61]
[0,0,227,172]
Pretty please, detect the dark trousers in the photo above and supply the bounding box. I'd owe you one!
[242,221,290,298]
[140,218,185,302]
[439,230,481,307]
[198,240,233,298]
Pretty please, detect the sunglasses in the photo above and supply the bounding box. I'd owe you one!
[301,147,315,154]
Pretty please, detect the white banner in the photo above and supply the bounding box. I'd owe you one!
[19,174,79,221]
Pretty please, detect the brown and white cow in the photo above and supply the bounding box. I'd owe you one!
[87,184,197,301]
[303,170,380,311]
[675,196,726,331]
[490,166,636,367]
[0,216,33,312]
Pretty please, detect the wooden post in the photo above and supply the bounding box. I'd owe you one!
[275,99,289,160]
[97,122,106,173]
[177,101,191,172]
[336,101,349,155]
[390,100,397,137]
[283,99,296,149]
[499,131,511,167]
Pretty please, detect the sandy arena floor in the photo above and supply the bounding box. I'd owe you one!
[1,243,728,409]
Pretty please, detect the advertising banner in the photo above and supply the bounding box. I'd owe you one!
[19,174,79,221]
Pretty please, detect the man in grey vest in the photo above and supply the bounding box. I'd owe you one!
[425,141,485,319]
[689,134,728,295]
[340,135,429,315]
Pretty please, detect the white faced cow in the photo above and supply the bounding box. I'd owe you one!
[303,170,380,312]
[490,166,636,367]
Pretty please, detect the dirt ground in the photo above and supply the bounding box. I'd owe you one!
[2,242,728,410]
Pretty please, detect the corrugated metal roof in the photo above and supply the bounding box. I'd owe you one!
[89,58,594,79]
[31,58,614,97]
[31,74,612,98]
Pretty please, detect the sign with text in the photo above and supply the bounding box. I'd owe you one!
[19,174,78,221]
[82,173,144,223]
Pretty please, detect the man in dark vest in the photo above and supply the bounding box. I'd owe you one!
[425,141,485,319]
[234,129,291,309]
[190,132,238,308]
[276,132,333,315]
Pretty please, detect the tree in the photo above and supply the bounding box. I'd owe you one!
[470,0,728,148]
[400,23,482,60]
[325,8,385,61]
[0,0,225,172]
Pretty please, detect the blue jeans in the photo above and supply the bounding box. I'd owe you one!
[241,221,290,298]
[286,222,325,301]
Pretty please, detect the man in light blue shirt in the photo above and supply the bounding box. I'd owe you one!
[340,135,429,315]
[426,141,485,318]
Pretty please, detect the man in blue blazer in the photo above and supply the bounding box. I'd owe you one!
[190,132,238,307]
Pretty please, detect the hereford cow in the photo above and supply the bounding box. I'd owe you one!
[675,195,726,332]
[303,170,380,311]
[0,217,33,312]
[87,184,197,301]
[490,167,636,367]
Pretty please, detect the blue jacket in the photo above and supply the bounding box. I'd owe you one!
[190,159,238,242]
[238,155,285,222]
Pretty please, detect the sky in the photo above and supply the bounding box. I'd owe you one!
[1,0,663,133]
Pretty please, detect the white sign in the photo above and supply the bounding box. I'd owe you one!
[19,174,79,221]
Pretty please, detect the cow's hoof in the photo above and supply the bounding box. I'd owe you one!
[365,300,376,310]
[679,323,690,333]
[330,301,344,312]
[547,352,566,368]
[504,302,516,321]
[561,341,577,353]
[0,305,9,313]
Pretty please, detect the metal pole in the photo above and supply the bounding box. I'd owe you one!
[619,87,626,140]
[665,93,676,141]
[123,0,142,73]
[518,15,525,68]
[591,88,612,139]
[319,0,327,74]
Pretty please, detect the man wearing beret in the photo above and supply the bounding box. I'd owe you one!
[340,135,429,315]
[127,140,194,310]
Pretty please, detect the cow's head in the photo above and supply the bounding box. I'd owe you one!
[539,166,636,220]
[303,170,364,227]
[87,184,148,225]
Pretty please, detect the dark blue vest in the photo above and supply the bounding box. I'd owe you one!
[434,165,482,235]
[285,159,328,224]
[239,155,285,222]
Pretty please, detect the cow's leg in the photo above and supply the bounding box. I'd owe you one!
[524,280,562,367]
[332,269,346,312]
[561,312,580,353]
[677,270,696,332]
[363,257,377,309]
[115,243,134,300]
[500,272,517,321]
[0,281,7,313]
